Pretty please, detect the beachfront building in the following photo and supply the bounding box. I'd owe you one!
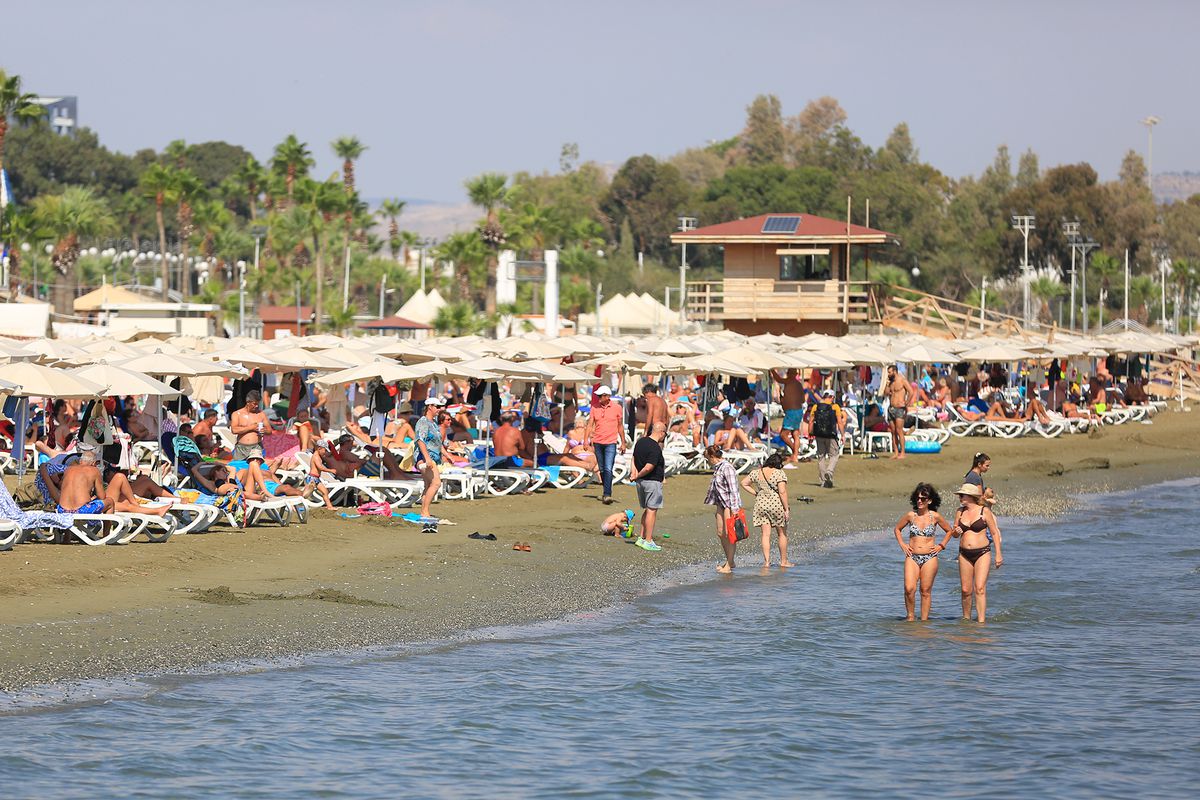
[672,213,896,336]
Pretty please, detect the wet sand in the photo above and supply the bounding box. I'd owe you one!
[2,410,1197,698]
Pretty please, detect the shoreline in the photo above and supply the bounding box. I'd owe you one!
[2,410,1197,701]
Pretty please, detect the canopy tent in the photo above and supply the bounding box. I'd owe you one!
[73,282,152,313]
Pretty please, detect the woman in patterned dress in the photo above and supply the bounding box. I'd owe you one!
[703,445,743,574]
[741,452,793,569]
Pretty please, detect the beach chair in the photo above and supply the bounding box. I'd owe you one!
[0,519,19,551]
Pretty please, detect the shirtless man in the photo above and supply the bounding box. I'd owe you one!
[492,412,527,467]
[642,383,670,437]
[772,369,805,466]
[231,390,268,464]
[885,364,915,460]
[56,449,114,515]
[191,408,218,442]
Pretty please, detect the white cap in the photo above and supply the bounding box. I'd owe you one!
[821,388,834,398]
[594,385,613,396]
[426,396,447,406]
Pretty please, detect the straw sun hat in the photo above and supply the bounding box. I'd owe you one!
[954,483,983,498]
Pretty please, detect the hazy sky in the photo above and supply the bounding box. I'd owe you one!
[6,0,1197,203]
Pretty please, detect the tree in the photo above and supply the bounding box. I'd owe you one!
[233,156,266,220]
[602,155,689,263]
[0,68,43,179]
[174,169,205,298]
[332,136,367,195]
[1029,275,1064,323]
[271,134,313,206]
[31,186,113,314]
[139,163,176,298]
[1016,149,1040,188]
[701,164,836,221]
[1089,252,1121,327]
[465,172,510,316]
[433,301,490,335]
[736,94,785,166]
[436,232,487,303]
[881,123,918,166]
[377,199,406,260]
[787,96,847,153]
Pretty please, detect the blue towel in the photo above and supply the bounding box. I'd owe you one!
[538,465,562,482]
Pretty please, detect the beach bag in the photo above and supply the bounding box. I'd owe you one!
[811,402,837,439]
[357,501,392,516]
[725,509,749,544]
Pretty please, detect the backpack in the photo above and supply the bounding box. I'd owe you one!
[373,383,395,414]
[811,402,838,439]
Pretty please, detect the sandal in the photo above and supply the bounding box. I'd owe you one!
[520,543,532,552]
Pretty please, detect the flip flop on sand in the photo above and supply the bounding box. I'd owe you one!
[520,543,532,552]
[468,532,497,540]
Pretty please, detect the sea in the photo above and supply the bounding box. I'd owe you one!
[2,479,1198,799]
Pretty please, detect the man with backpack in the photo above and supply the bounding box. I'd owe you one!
[366,377,397,447]
[807,389,846,489]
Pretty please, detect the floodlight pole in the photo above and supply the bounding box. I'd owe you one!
[1063,221,1080,331]
[1142,116,1160,197]
[1011,214,1036,326]
[1079,238,1098,334]
[677,216,697,328]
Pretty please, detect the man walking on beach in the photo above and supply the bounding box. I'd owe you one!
[886,364,914,459]
[632,422,666,552]
[642,383,669,436]
[808,389,846,488]
[585,385,626,504]
[772,369,804,468]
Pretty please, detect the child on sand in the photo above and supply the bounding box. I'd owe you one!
[600,509,636,537]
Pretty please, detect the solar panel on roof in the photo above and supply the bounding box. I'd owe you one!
[761,215,801,233]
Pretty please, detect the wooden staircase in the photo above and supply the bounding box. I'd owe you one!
[874,285,1032,339]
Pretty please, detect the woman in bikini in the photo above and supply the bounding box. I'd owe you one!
[952,483,1004,623]
[893,482,954,621]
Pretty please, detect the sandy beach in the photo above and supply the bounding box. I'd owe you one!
[2,410,1197,698]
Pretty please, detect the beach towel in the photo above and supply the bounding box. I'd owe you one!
[537,465,562,482]
[396,512,456,526]
[0,480,73,531]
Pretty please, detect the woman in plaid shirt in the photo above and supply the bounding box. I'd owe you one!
[704,445,743,573]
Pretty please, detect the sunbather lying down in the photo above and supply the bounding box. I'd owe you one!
[237,463,304,502]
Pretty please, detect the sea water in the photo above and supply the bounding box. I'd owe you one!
[2,479,1198,799]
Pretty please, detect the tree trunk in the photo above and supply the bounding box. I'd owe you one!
[314,230,325,331]
[485,254,497,316]
[156,197,169,299]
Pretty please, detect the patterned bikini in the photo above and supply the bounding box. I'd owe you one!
[907,517,940,566]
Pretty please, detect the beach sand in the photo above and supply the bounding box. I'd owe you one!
[2,410,1197,697]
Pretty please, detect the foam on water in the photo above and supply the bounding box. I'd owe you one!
[2,479,1198,799]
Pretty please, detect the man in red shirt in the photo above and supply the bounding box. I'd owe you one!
[584,385,626,504]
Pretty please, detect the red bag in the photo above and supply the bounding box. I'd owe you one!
[725,509,749,544]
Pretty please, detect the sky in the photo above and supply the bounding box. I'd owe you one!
[6,0,1198,204]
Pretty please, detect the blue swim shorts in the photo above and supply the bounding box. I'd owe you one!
[782,409,805,431]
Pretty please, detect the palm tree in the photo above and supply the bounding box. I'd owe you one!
[331,136,367,194]
[324,298,356,335]
[1170,258,1197,332]
[436,232,487,303]
[1127,275,1157,324]
[0,204,47,296]
[465,172,510,316]
[233,156,265,220]
[174,168,204,298]
[31,187,113,314]
[164,138,190,168]
[433,301,489,336]
[0,69,43,178]
[1090,253,1120,328]
[1029,276,1064,324]
[377,199,406,260]
[271,134,313,207]
[138,163,176,299]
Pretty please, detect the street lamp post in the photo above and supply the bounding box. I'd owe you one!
[238,260,247,337]
[1011,214,1035,326]
[1079,238,1098,334]
[677,216,697,326]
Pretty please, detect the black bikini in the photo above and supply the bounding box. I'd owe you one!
[958,512,991,564]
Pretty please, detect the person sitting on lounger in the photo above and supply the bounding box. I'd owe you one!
[492,412,528,468]
[305,443,337,509]
[238,462,304,502]
[329,434,368,478]
[192,462,239,497]
[56,447,114,515]
[1021,396,1052,425]
[103,470,171,517]
[713,414,751,451]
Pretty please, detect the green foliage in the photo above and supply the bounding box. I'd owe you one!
[433,301,490,336]
[602,155,689,263]
[6,123,141,204]
[700,164,836,219]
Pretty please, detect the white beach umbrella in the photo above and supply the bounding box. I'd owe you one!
[310,361,432,389]
[71,364,182,397]
[895,343,962,364]
[116,352,248,378]
[0,362,106,398]
[454,356,554,380]
[489,337,580,361]
[20,339,90,365]
[958,342,1036,361]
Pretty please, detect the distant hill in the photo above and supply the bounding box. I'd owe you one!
[1155,172,1200,204]
[360,198,478,241]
